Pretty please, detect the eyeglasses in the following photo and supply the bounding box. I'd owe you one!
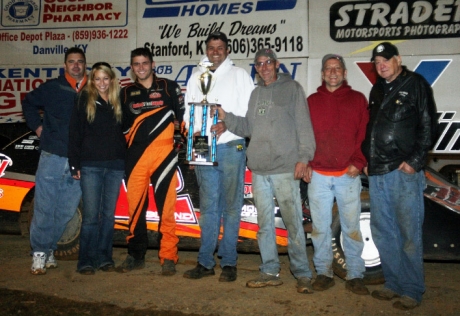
[254,59,275,68]
[92,62,111,70]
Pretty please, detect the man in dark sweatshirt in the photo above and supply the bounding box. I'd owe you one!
[304,54,369,295]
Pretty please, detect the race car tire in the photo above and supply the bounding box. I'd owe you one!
[54,203,81,260]
[24,194,81,260]
[331,191,385,285]
[19,192,34,237]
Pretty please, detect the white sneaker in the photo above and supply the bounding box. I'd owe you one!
[31,252,46,275]
[45,250,58,269]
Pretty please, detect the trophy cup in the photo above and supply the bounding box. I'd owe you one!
[186,62,218,166]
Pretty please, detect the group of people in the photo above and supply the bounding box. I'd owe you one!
[22,31,438,312]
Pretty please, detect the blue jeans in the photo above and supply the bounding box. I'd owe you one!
[77,166,124,271]
[195,139,246,268]
[30,151,82,255]
[252,172,312,279]
[308,171,365,279]
[369,169,425,303]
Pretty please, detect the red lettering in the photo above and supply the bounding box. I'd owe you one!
[0,93,16,109]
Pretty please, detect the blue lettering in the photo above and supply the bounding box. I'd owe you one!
[164,65,173,75]
[196,4,209,16]
[210,3,227,15]
[43,68,59,77]
[228,3,240,14]
[181,5,195,16]
[9,69,21,79]
[241,2,253,14]
[156,66,165,74]
[255,1,297,11]
[283,62,301,79]
[250,65,257,82]
[116,66,131,77]
[24,68,40,78]
[175,65,196,87]
[144,1,255,18]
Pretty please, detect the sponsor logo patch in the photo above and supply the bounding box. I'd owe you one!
[149,92,162,99]
[0,154,13,178]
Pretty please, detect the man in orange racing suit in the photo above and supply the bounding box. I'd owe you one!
[117,47,185,276]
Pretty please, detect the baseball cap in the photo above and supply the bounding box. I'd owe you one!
[322,54,346,70]
[371,42,399,61]
[254,48,278,62]
[205,31,228,45]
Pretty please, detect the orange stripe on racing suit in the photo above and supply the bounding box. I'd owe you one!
[121,77,184,264]
[125,107,178,264]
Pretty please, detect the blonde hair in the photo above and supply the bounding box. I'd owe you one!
[84,63,122,123]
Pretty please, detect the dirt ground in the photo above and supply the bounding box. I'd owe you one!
[0,234,459,316]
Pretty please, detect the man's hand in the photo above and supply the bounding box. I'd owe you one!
[35,126,43,138]
[211,104,226,120]
[72,170,81,180]
[398,161,415,174]
[210,121,227,140]
[363,166,368,176]
[346,164,360,178]
[294,162,307,180]
[302,165,313,183]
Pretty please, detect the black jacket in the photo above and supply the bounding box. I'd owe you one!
[68,91,126,173]
[362,67,438,175]
[22,75,83,157]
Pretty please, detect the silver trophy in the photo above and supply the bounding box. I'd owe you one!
[186,62,218,166]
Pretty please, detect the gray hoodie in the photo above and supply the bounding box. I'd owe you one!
[225,73,316,175]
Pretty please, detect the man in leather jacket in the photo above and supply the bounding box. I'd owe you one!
[362,42,438,311]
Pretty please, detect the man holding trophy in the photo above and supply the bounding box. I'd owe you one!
[183,32,254,282]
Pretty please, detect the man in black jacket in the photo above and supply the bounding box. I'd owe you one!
[362,42,438,310]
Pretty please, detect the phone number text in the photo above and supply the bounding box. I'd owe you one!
[227,36,304,57]
[72,29,128,42]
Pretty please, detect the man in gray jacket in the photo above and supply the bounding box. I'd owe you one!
[213,48,316,294]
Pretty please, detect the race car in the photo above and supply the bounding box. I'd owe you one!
[1,122,459,285]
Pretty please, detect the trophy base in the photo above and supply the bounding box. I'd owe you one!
[185,161,218,166]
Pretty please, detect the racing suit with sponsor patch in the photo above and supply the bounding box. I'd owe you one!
[120,77,184,264]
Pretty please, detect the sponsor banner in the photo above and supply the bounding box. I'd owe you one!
[137,0,308,61]
[0,58,308,123]
[330,0,460,42]
[0,0,135,64]
[309,0,460,58]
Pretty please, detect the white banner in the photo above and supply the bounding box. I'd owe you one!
[0,0,135,64]
[136,0,308,61]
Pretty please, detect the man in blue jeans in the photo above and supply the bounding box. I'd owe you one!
[305,54,369,295]
[214,48,316,294]
[183,32,254,282]
[362,42,438,310]
[22,47,87,275]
